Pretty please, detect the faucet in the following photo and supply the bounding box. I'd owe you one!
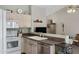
[40,33,42,37]
[40,33,44,37]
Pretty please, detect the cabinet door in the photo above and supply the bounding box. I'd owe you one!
[7,12,31,28]
[7,12,17,21]
[25,39,33,54]
[23,15,31,27]
[37,43,42,54]
[17,14,31,28]
[25,39,38,54]
[6,12,19,27]
[24,39,43,54]
[17,14,24,27]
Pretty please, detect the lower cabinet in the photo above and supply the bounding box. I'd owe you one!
[24,38,41,54]
[22,38,55,54]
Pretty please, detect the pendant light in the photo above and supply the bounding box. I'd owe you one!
[67,6,76,13]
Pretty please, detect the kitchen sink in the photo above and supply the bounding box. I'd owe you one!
[28,36,48,40]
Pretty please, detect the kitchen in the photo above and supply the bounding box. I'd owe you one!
[0,5,79,54]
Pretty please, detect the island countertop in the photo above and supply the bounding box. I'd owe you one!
[22,33,65,54]
[31,32,67,39]
[23,34,64,45]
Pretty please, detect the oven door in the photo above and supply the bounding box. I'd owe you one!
[7,41,19,48]
[7,38,21,52]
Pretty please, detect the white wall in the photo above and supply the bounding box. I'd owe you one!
[47,7,79,37]
[46,5,65,16]
[30,5,66,32]
[31,6,47,32]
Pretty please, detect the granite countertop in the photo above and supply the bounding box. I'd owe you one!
[22,33,64,45]
[39,39,64,45]
[31,32,67,39]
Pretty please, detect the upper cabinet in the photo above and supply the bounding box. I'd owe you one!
[6,12,31,28]
[17,14,31,28]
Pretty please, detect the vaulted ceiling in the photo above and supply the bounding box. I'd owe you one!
[35,5,66,16]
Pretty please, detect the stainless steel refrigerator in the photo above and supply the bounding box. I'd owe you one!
[47,23,56,34]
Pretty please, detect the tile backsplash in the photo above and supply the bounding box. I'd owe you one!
[21,28,31,33]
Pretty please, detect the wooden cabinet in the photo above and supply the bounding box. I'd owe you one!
[25,39,37,54]
[6,12,31,28]
[22,37,55,54]
[17,14,31,28]
[24,38,41,54]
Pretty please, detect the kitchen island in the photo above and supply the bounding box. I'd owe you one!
[22,33,67,54]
